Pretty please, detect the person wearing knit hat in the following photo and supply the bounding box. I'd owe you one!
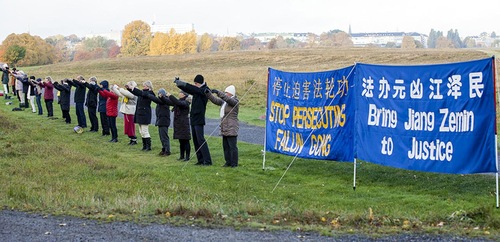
[206,85,240,167]
[126,80,155,151]
[147,88,174,156]
[174,75,212,166]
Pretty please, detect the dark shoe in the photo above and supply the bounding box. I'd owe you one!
[164,151,171,156]
[194,162,203,165]
[177,156,185,160]
[144,137,152,151]
[183,157,190,161]
[129,139,138,145]
[158,150,165,156]
[141,138,147,151]
[222,163,230,167]
[109,138,118,143]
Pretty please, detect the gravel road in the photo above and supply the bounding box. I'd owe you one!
[1,209,495,242]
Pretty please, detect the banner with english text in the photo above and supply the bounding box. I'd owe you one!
[354,57,496,174]
[266,67,355,161]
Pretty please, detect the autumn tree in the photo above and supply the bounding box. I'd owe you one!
[149,29,197,55]
[149,32,169,55]
[218,37,240,51]
[267,38,277,49]
[73,36,120,61]
[241,37,262,50]
[401,36,417,49]
[46,34,83,62]
[198,33,214,52]
[121,20,151,57]
[1,33,56,66]
[180,31,197,54]
[4,45,26,66]
[435,36,453,48]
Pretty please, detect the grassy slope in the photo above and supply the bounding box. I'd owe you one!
[2,48,500,238]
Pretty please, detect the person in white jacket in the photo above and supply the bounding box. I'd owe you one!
[112,81,138,145]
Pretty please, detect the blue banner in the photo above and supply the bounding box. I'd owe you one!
[355,57,497,174]
[266,67,355,162]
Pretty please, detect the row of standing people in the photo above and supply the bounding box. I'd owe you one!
[1,65,240,167]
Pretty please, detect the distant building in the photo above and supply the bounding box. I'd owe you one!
[251,32,311,44]
[150,23,194,34]
[350,32,428,48]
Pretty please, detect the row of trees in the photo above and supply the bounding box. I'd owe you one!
[1,19,497,66]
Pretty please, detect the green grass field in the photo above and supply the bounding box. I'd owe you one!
[2,48,500,238]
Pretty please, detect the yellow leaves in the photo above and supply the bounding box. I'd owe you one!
[165,211,171,217]
[219,37,241,51]
[402,220,411,230]
[149,30,197,56]
[368,207,374,222]
[121,20,151,57]
[199,33,213,53]
[330,218,341,229]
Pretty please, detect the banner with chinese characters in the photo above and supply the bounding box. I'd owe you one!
[355,57,496,174]
[266,66,355,161]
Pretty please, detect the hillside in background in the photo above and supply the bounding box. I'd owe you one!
[24,48,499,119]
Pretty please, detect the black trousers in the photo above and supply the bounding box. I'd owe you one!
[223,136,238,167]
[191,125,212,165]
[45,99,53,117]
[62,109,71,124]
[75,102,87,128]
[99,112,110,135]
[179,139,191,159]
[88,106,98,132]
[108,116,117,139]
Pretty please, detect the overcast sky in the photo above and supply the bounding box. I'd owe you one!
[2,0,499,42]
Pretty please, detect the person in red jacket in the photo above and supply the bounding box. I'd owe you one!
[98,83,119,143]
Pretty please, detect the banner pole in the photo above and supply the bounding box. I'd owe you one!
[492,56,499,208]
[353,158,357,191]
[262,128,267,170]
[263,67,270,170]
[496,135,499,208]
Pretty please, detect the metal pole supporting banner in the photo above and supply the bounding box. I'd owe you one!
[353,158,357,191]
[496,135,499,208]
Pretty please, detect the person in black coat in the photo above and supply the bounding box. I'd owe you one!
[127,80,155,151]
[174,75,212,166]
[53,79,72,124]
[148,88,174,156]
[169,91,191,161]
[98,80,110,135]
[84,76,99,132]
[67,76,87,128]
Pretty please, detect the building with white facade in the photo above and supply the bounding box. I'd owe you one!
[150,23,194,34]
[350,32,428,48]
